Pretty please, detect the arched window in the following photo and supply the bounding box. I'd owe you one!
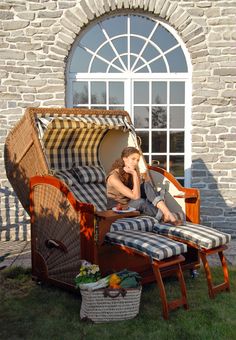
[66,14,191,185]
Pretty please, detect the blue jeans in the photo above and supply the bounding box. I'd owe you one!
[129,181,164,221]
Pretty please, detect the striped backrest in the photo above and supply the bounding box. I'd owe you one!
[110,216,159,232]
[55,166,107,211]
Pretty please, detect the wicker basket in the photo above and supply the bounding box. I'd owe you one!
[80,287,142,323]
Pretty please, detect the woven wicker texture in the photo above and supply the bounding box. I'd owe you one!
[32,184,81,284]
[80,287,142,323]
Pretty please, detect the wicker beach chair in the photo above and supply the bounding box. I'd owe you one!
[5,108,230,308]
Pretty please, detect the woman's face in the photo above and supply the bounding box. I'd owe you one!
[123,153,140,170]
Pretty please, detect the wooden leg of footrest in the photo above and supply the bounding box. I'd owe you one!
[152,255,188,320]
[200,248,230,299]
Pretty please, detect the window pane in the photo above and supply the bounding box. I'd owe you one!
[73,82,88,105]
[80,24,105,51]
[134,106,149,128]
[152,82,167,104]
[130,37,144,55]
[110,58,123,71]
[170,132,184,153]
[91,82,106,104]
[152,107,167,128]
[130,15,155,37]
[136,131,149,153]
[151,155,167,169]
[109,82,124,104]
[91,106,106,110]
[98,43,116,61]
[170,82,185,104]
[170,156,184,177]
[152,131,166,152]
[166,47,188,72]
[70,46,91,73]
[109,106,124,110]
[136,66,149,73]
[112,37,127,55]
[134,82,149,104]
[150,58,167,73]
[91,58,108,72]
[142,43,160,62]
[152,25,178,52]
[170,107,185,128]
[102,16,127,37]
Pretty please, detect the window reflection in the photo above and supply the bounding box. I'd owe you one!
[170,156,184,177]
[170,132,184,152]
[152,82,167,104]
[136,131,149,153]
[80,24,105,51]
[109,82,124,104]
[152,25,178,52]
[130,15,154,37]
[134,106,149,128]
[91,82,106,104]
[170,107,185,128]
[73,82,88,105]
[150,58,167,73]
[170,82,185,104]
[102,16,127,37]
[152,131,166,153]
[134,82,149,104]
[152,107,167,128]
[152,155,167,169]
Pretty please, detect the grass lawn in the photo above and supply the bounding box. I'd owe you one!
[0,266,235,340]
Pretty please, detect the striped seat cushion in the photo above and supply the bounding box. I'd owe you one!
[105,230,187,261]
[153,222,231,250]
[110,216,159,232]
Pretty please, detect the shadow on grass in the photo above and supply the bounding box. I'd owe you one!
[0,266,235,340]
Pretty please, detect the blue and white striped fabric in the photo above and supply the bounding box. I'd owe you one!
[110,216,159,232]
[153,222,231,250]
[105,230,187,261]
[55,166,107,211]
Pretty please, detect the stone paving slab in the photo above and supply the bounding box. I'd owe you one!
[0,239,235,270]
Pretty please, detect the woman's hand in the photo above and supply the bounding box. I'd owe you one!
[124,166,137,175]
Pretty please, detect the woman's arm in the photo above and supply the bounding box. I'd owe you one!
[108,170,141,200]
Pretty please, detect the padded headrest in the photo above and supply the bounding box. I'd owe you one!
[72,166,106,184]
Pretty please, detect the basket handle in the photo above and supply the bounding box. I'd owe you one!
[103,288,127,298]
[45,239,68,253]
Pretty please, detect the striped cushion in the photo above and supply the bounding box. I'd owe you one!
[153,222,231,250]
[105,230,187,261]
[110,216,159,232]
[55,169,107,211]
[72,166,106,184]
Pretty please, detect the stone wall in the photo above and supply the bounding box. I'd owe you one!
[0,0,236,240]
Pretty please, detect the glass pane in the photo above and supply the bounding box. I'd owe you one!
[130,37,144,55]
[70,46,91,73]
[142,43,160,62]
[152,107,167,128]
[136,66,149,73]
[110,58,123,71]
[150,58,167,73]
[91,82,106,104]
[91,106,106,110]
[152,25,178,52]
[112,37,127,55]
[136,131,149,153]
[102,16,127,37]
[80,24,105,51]
[120,55,128,69]
[152,131,166,153]
[134,82,149,104]
[170,156,184,177]
[134,106,149,128]
[109,82,124,104]
[98,43,116,62]
[152,82,167,104]
[170,82,185,104]
[91,58,108,72]
[166,47,188,72]
[170,107,185,128]
[130,15,155,37]
[151,155,167,169]
[170,132,184,152]
[144,154,149,165]
[109,106,124,110]
[73,82,88,105]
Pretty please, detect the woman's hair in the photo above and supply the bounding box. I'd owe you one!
[110,147,141,188]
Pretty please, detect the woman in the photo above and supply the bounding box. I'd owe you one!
[106,146,182,226]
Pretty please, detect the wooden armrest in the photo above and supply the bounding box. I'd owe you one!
[174,194,198,199]
[95,210,140,219]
